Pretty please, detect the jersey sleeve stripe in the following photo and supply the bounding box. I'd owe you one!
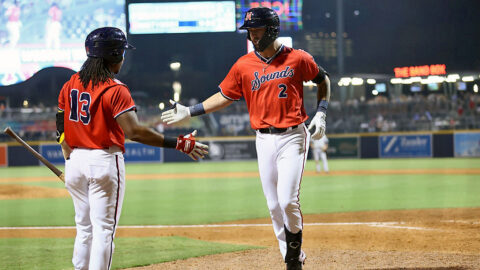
[114,105,137,119]
[57,107,64,112]
[219,86,240,101]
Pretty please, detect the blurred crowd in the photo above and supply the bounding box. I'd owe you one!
[328,92,480,134]
[0,91,479,142]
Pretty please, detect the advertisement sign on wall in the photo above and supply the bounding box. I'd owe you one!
[454,132,480,157]
[40,142,164,164]
[379,134,432,158]
[40,144,64,164]
[0,144,7,167]
[327,137,359,158]
[124,143,163,163]
[205,140,257,161]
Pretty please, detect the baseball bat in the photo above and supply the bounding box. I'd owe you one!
[3,127,65,182]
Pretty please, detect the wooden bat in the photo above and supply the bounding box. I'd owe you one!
[3,127,65,182]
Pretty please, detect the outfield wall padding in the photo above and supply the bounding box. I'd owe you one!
[360,136,379,158]
[433,134,454,157]
[8,145,40,166]
[3,130,478,166]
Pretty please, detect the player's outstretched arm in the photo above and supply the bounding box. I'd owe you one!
[117,110,170,147]
[161,92,233,125]
[203,92,234,113]
[308,75,331,140]
[116,111,208,160]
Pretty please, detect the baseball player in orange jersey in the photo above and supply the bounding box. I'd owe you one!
[161,7,330,270]
[57,27,208,270]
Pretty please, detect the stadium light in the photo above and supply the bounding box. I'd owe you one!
[372,90,378,96]
[303,81,316,87]
[390,78,402,84]
[447,74,460,80]
[172,81,182,102]
[401,78,413,84]
[446,74,459,83]
[366,79,376,84]
[172,81,182,93]
[421,76,445,84]
[170,62,181,71]
[474,84,479,93]
[351,78,364,85]
[159,102,165,110]
[410,77,422,82]
[462,76,474,82]
[23,100,28,107]
[429,76,445,83]
[339,77,352,86]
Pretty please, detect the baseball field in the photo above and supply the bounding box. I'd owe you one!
[1,158,479,269]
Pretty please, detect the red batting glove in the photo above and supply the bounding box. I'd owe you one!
[176,130,209,160]
[176,134,195,154]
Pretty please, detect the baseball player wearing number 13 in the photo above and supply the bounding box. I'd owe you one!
[161,7,330,270]
[56,27,208,270]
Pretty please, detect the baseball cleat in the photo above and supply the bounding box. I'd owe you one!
[286,250,306,270]
[286,260,303,270]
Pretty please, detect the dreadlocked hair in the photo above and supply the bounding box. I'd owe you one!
[79,57,115,89]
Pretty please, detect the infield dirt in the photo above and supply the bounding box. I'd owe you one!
[1,170,479,269]
[1,208,478,269]
[122,208,480,269]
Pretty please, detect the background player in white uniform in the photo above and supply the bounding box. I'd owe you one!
[5,0,21,48]
[311,134,329,173]
[161,8,331,270]
[57,27,208,270]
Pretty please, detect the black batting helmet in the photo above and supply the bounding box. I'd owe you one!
[239,7,280,52]
[85,27,135,63]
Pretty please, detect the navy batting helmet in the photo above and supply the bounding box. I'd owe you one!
[239,7,280,52]
[85,27,135,63]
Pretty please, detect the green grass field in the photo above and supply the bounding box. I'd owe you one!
[1,158,479,269]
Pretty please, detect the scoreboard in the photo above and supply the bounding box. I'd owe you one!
[128,1,236,34]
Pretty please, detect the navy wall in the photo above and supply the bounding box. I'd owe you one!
[432,134,454,157]
[360,136,379,158]
[8,145,40,166]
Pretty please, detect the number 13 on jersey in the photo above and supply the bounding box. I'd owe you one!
[69,89,91,125]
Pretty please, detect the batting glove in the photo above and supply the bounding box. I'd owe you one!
[176,130,209,160]
[161,100,191,125]
[308,112,326,140]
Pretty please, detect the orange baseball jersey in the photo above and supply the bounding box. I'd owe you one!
[219,45,320,130]
[58,73,136,152]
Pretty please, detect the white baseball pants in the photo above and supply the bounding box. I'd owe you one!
[65,147,125,270]
[255,124,310,259]
[313,148,329,172]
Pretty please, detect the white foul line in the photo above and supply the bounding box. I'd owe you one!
[0,222,435,231]
[441,220,480,225]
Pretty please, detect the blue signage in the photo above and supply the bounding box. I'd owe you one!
[454,132,480,157]
[40,143,163,164]
[379,134,432,158]
[40,144,65,164]
[124,142,163,163]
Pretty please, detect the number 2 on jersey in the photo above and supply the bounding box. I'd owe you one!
[69,89,91,124]
[278,84,288,98]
